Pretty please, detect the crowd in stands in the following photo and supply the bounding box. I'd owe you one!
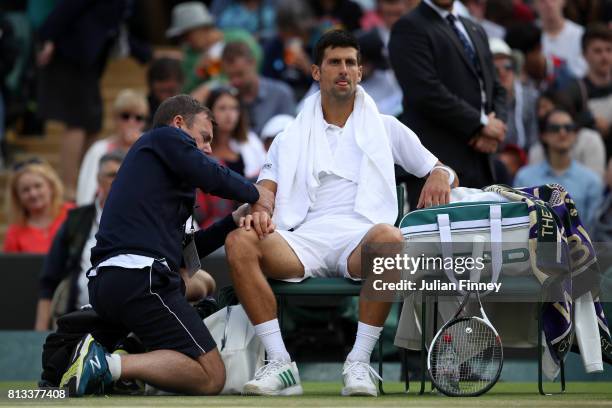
[2,0,612,322]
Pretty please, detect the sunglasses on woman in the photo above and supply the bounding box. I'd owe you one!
[119,112,146,122]
[546,123,576,133]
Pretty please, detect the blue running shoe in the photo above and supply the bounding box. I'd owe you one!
[59,334,113,396]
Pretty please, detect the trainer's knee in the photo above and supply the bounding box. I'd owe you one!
[196,349,226,395]
[368,224,404,243]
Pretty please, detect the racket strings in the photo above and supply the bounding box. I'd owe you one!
[430,318,502,395]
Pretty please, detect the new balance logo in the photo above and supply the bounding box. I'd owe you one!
[278,370,296,387]
[89,355,102,371]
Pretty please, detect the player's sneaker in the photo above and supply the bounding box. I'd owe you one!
[59,334,113,396]
[242,360,303,396]
[341,360,382,396]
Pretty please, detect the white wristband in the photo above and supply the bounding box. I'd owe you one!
[431,165,455,186]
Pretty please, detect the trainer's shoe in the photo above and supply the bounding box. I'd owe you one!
[341,360,382,396]
[242,360,303,396]
[59,334,113,396]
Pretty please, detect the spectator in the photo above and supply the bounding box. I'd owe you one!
[490,37,539,150]
[357,0,410,115]
[217,0,277,43]
[534,0,588,78]
[564,0,612,26]
[166,2,261,94]
[207,87,266,178]
[505,22,574,91]
[262,0,317,100]
[357,31,403,116]
[560,24,612,158]
[361,0,420,30]
[195,86,267,228]
[3,159,73,253]
[515,108,603,228]
[497,143,528,182]
[529,90,606,177]
[36,0,151,201]
[464,0,514,39]
[146,57,184,128]
[0,12,18,167]
[389,0,507,208]
[75,89,148,205]
[360,0,413,54]
[222,41,296,134]
[312,0,364,32]
[260,113,294,151]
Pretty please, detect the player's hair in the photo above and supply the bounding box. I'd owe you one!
[313,29,361,66]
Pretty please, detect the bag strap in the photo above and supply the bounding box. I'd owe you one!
[489,205,502,286]
[436,205,503,295]
[437,214,459,287]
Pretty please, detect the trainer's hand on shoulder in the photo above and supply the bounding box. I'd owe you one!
[417,169,451,208]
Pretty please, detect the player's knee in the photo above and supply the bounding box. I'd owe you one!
[225,228,258,258]
[370,224,404,243]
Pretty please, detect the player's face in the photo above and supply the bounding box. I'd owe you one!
[312,46,362,102]
[182,112,214,154]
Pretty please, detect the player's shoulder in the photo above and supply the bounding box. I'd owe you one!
[380,114,415,135]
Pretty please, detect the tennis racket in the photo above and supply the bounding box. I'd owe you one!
[427,236,503,397]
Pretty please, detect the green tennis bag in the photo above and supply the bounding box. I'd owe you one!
[399,200,532,288]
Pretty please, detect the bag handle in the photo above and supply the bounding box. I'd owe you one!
[436,205,503,295]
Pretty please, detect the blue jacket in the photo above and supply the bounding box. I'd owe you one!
[91,125,259,271]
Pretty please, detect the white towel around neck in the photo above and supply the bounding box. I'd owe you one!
[271,86,397,230]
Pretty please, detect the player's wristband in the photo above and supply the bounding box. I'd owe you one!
[431,165,455,186]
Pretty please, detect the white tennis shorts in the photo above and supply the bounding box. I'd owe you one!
[276,215,374,282]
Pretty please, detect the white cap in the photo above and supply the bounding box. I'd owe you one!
[166,2,215,38]
[261,114,294,140]
[489,37,512,57]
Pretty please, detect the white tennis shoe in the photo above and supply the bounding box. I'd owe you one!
[341,360,382,396]
[242,360,303,396]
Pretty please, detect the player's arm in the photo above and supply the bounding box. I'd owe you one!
[417,161,458,208]
[242,179,277,240]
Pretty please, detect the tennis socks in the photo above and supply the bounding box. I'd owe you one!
[254,319,291,362]
[347,321,383,363]
[106,353,122,381]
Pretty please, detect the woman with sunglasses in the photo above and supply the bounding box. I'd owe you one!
[4,160,74,253]
[515,108,604,229]
[75,89,149,205]
[195,87,266,228]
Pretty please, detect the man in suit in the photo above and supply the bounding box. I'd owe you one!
[389,0,507,207]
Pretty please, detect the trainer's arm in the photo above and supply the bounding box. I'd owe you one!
[153,128,260,204]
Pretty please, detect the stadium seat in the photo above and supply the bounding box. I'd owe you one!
[269,185,406,395]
